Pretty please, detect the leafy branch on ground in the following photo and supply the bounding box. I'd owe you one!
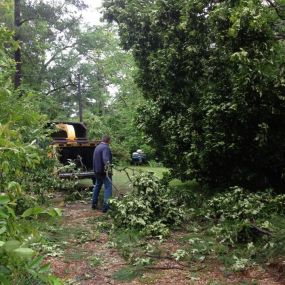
[109,172,185,238]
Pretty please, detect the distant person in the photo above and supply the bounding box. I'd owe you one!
[131,149,147,165]
[92,135,112,212]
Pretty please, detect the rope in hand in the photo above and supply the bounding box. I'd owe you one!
[106,170,122,196]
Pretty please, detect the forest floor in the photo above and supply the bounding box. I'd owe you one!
[44,167,285,285]
[46,197,284,285]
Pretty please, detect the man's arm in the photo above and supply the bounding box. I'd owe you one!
[102,147,112,166]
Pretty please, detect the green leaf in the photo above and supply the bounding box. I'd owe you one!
[1,161,9,174]
[0,209,9,219]
[38,263,50,274]
[30,256,44,269]
[0,265,10,275]
[0,274,10,285]
[4,240,21,252]
[5,206,15,218]
[0,226,7,235]
[47,276,63,285]
[0,88,11,97]
[7,182,21,193]
[22,206,45,218]
[47,207,62,217]
[0,195,10,205]
[13,247,35,259]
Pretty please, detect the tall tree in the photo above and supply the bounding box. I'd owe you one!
[103,0,285,190]
[14,0,21,89]
[0,0,87,92]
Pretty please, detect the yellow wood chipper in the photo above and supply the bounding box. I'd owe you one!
[50,122,99,180]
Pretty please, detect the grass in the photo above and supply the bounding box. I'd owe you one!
[78,166,169,194]
[133,166,168,178]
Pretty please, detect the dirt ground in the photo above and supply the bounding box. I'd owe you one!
[47,198,285,285]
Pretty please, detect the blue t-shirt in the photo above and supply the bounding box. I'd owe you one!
[93,142,112,174]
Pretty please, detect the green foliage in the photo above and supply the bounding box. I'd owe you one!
[88,256,102,267]
[0,26,15,81]
[266,216,285,259]
[82,35,154,162]
[15,195,37,216]
[206,187,285,222]
[3,0,153,160]
[176,186,285,271]
[110,172,185,237]
[0,26,64,284]
[199,187,285,245]
[104,0,285,190]
[0,194,62,284]
[112,266,143,282]
[169,179,204,208]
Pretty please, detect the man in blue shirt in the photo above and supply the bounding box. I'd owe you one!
[92,135,113,212]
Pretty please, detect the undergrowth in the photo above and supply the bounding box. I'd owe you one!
[108,172,285,275]
[109,172,185,237]
[173,185,285,272]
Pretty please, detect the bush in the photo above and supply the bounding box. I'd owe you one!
[206,187,285,222]
[0,194,62,284]
[0,26,63,284]
[173,186,285,271]
[109,172,185,237]
[105,0,285,190]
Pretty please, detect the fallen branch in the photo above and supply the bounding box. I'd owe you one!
[145,254,206,271]
[250,224,273,236]
[144,265,206,272]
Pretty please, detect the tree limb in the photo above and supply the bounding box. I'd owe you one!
[45,82,75,96]
[265,0,285,20]
[19,17,38,25]
[36,43,78,83]
[144,266,184,271]
[43,43,78,69]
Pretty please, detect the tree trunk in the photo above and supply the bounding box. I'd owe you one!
[77,74,83,122]
[14,0,22,91]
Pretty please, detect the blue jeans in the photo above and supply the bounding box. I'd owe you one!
[92,173,112,211]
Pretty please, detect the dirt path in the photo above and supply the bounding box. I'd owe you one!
[46,200,124,285]
[47,197,284,285]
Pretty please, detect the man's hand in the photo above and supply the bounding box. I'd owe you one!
[104,161,113,174]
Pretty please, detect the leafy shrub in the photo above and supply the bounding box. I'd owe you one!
[203,187,285,244]
[15,195,38,215]
[266,216,285,259]
[169,180,203,208]
[206,187,285,221]
[109,172,185,237]
[168,186,285,271]
[0,26,65,284]
[0,194,62,284]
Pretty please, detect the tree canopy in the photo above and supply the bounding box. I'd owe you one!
[103,0,285,190]
[0,0,150,159]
